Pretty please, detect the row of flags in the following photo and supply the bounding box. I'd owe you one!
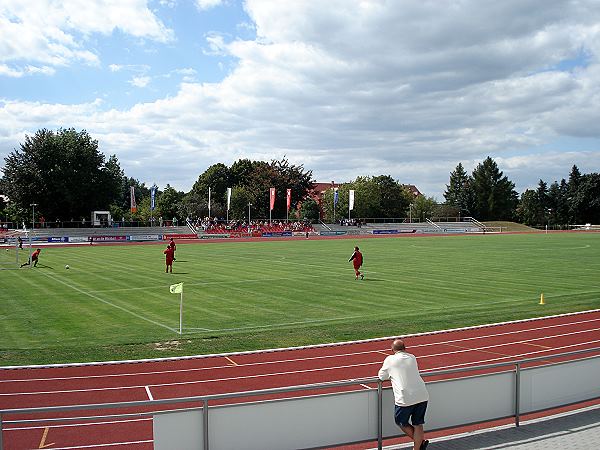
[130,186,356,213]
[333,188,355,210]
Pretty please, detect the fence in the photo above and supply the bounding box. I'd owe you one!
[1,347,599,450]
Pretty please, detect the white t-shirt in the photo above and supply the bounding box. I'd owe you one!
[378,351,429,406]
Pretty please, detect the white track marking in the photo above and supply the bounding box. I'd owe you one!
[4,417,151,431]
[3,309,598,371]
[26,440,152,449]
[38,270,178,333]
[2,318,599,385]
[144,386,153,400]
[3,336,599,397]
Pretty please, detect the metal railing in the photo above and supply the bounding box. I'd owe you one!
[1,347,599,450]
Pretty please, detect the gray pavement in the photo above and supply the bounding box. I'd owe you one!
[389,405,600,449]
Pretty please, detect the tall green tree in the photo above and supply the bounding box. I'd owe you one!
[444,163,475,216]
[516,189,539,226]
[471,157,518,220]
[0,128,122,222]
[571,173,600,224]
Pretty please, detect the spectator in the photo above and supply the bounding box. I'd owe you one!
[378,339,429,450]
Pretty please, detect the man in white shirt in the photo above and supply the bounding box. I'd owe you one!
[378,339,429,450]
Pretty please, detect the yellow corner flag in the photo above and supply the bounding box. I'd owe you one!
[170,282,183,294]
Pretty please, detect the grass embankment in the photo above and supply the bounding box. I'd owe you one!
[483,221,540,232]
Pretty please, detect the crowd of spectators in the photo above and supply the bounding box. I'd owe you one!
[192,217,314,234]
[338,218,363,227]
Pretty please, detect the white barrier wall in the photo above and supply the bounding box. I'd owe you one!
[154,356,600,450]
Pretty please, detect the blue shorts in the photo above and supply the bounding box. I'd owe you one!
[394,401,428,427]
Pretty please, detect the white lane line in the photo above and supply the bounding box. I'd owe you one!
[2,321,599,387]
[3,417,151,431]
[30,440,153,449]
[3,338,598,397]
[38,271,178,333]
[144,386,153,400]
[4,309,597,370]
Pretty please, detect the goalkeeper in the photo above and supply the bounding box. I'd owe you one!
[20,248,41,268]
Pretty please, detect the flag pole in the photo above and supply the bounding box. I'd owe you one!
[179,290,183,335]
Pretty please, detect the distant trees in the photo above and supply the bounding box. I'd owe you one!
[444,157,518,221]
[183,157,314,221]
[321,176,413,221]
[0,128,122,223]
[515,165,600,227]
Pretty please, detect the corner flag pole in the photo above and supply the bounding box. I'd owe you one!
[170,282,184,334]
[179,290,183,335]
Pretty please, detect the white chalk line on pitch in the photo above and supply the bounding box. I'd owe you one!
[3,317,599,386]
[38,271,179,334]
[4,333,599,397]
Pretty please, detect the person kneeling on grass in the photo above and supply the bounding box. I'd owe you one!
[378,339,429,450]
[21,248,41,268]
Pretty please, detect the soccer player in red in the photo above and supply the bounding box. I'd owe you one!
[21,248,41,268]
[169,238,176,261]
[164,245,174,273]
[348,246,364,280]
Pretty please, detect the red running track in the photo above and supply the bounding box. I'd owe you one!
[1,310,600,449]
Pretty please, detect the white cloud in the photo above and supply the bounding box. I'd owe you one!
[1,0,600,198]
[195,0,224,11]
[0,0,172,74]
[129,75,151,88]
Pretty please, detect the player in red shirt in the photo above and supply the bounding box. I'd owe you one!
[164,245,174,273]
[21,248,41,268]
[169,238,176,261]
[348,246,364,280]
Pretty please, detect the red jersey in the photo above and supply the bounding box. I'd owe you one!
[164,247,174,262]
[349,250,363,267]
[169,240,176,250]
[31,249,41,260]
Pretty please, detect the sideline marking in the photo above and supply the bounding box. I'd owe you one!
[3,310,598,371]
[2,326,599,389]
[144,386,154,401]
[224,356,238,366]
[38,426,55,448]
[38,271,178,333]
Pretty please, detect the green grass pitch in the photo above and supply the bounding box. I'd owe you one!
[1,232,599,365]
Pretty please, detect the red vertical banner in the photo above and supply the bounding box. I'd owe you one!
[130,186,137,213]
[286,189,291,211]
[270,187,276,211]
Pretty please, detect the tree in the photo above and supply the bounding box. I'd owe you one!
[516,189,538,226]
[471,157,518,220]
[412,195,437,222]
[444,163,475,216]
[567,165,582,224]
[157,185,185,221]
[0,128,122,222]
[299,198,320,222]
[571,173,600,224]
[372,175,413,218]
[189,163,231,208]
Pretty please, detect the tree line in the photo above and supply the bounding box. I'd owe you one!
[1,128,598,226]
[444,158,600,226]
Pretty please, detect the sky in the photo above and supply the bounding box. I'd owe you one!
[1,0,599,200]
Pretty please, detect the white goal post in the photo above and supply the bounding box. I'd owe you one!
[0,230,32,270]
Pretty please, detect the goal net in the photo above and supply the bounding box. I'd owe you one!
[0,230,32,270]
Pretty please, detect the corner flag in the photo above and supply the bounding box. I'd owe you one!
[170,282,183,294]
